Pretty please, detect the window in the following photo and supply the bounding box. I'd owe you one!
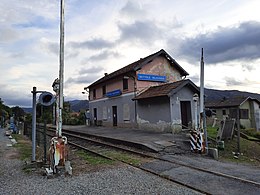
[229,109,237,118]
[123,103,130,121]
[222,109,226,115]
[102,106,107,120]
[93,89,96,99]
[123,78,128,90]
[240,109,249,119]
[102,85,106,96]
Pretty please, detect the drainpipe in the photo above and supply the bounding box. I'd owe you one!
[125,75,137,126]
[134,78,137,125]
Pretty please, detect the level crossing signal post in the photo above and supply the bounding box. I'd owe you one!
[190,93,205,153]
[47,0,71,175]
[31,87,56,162]
[49,79,68,174]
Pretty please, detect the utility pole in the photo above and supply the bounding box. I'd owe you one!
[47,0,70,174]
[31,87,37,162]
[58,0,65,137]
[200,48,208,153]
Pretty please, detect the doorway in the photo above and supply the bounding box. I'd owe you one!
[93,108,97,126]
[112,106,117,126]
[180,101,192,129]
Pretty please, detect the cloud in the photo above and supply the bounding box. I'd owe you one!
[44,41,59,55]
[176,21,260,64]
[189,74,200,84]
[0,84,31,107]
[14,15,55,29]
[66,76,96,85]
[68,38,114,50]
[242,64,255,72]
[81,50,121,63]
[79,66,105,74]
[118,20,162,43]
[120,1,144,18]
[224,77,244,86]
[0,27,19,43]
[65,66,105,85]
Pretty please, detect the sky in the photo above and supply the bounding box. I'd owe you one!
[1,0,260,107]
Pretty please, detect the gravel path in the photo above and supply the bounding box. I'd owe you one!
[0,128,201,195]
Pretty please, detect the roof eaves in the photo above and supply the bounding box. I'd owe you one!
[87,67,136,88]
[133,93,167,100]
[134,49,164,71]
[134,49,189,77]
[134,79,198,100]
[167,79,199,97]
[165,54,189,76]
[86,49,189,89]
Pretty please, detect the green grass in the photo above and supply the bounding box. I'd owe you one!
[207,126,219,139]
[12,134,32,161]
[76,150,114,165]
[102,150,142,166]
[241,129,260,140]
[218,138,260,165]
[206,126,260,165]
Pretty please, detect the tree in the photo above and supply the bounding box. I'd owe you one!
[36,103,54,124]
[11,106,25,122]
[0,98,11,127]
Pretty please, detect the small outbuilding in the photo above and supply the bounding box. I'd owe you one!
[205,96,260,131]
[134,79,199,132]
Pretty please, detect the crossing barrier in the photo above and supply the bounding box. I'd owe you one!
[190,130,205,153]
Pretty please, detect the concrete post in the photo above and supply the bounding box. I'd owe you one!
[31,87,37,162]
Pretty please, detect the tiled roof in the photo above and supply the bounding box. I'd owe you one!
[86,49,189,89]
[133,79,199,100]
[205,96,259,108]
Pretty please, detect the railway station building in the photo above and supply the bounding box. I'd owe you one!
[84,49,200,132]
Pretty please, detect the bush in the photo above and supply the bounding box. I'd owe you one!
[241,128,260,139]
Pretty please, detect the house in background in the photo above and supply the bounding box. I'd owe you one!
[205,96,260,131]
[84,49,199,132]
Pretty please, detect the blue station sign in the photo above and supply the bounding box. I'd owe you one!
[137,74,166,82]
[106,89,122,98]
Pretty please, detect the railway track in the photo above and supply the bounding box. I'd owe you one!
[66,135,209,195]
[38,126,260,194]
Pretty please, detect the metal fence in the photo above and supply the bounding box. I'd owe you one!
[24,122,52,162]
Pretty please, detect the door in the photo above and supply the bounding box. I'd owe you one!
[112,106,117,126]
[180,101,192,129]
[93,108,97,126]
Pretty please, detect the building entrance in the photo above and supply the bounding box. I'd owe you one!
[112,106,117,126]
[180,101,192,129]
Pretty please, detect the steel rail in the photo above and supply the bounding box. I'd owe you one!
[61,128,260,188]
[41,126,260,188]
[68,140,209,195]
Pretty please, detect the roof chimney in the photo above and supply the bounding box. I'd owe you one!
[104,73,108,76]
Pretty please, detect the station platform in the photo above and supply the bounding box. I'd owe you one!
[60,125,191,154]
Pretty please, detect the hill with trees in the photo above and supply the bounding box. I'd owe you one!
[205,88,260,101]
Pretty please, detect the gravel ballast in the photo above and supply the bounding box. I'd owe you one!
[0,128,201,195]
